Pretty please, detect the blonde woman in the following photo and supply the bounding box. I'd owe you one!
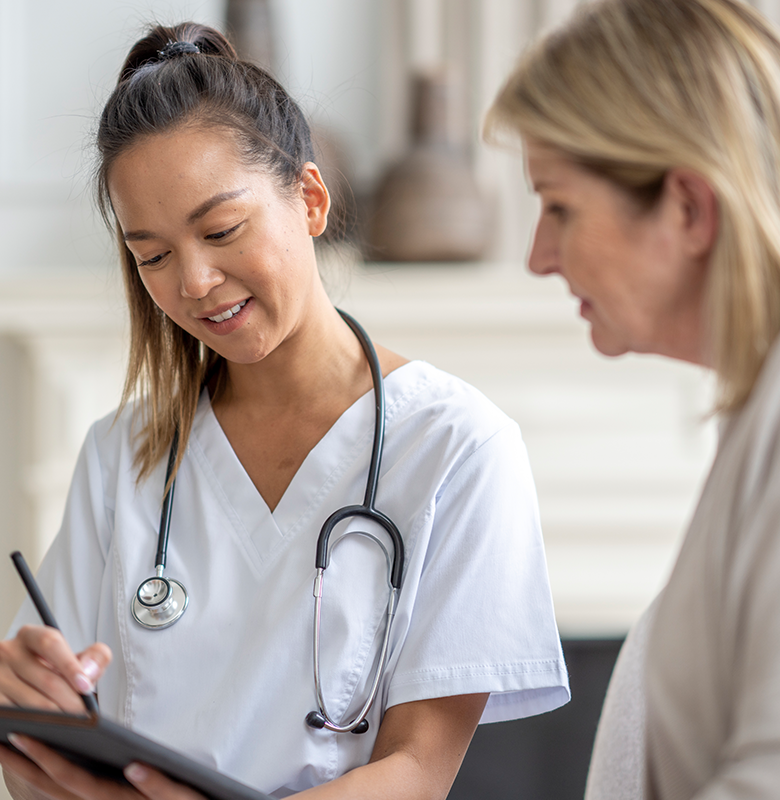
[487,0,780,797]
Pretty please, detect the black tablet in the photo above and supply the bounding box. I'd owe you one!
[0,707,272,800]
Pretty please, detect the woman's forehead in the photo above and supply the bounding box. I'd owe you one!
[525,141,582,190]
[107,131,281,230]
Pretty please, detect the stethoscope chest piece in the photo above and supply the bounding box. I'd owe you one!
[132,576,189,630]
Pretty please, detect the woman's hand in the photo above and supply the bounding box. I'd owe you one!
[0,736,205,800]
[0,626,111,714]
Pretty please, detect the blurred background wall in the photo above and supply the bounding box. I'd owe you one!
[3,0,779,797]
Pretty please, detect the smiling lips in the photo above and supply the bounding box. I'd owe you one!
[207,299,247,323]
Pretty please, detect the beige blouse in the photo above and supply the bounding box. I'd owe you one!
[587,335,780,799]
[585,601,653,800]
[646,335,780,798]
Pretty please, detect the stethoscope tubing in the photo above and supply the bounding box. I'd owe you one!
[307,311,405,734]
[341,312,384,510]
[155,428,179,572]
[314,505,404,589]
[133,309,404,734]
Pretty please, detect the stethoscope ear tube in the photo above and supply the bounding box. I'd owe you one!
[306,311,405,735]
[310,562,399,734]
[129,309,404,733]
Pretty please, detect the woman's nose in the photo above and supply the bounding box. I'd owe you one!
[179,257,225,299]
[527,218,559,277]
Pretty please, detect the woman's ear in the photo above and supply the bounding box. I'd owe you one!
[299,162,330,237]
[664,168,719,260]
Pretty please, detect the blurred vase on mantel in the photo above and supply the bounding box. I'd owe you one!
[367,71,489,263]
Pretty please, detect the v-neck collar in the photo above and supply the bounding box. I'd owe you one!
[188,361,420,543]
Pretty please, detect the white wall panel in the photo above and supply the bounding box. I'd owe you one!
[538,0,582,31]
[0,0,226,277]
[271,0,382,189]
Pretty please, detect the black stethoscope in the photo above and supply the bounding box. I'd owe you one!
[131,310,405,735]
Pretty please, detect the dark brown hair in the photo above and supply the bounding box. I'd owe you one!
[96,22,316,483]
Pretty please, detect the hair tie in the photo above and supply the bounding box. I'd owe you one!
[158,41,200,60]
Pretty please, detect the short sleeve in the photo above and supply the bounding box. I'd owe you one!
[6,422,111,653]
[387,423,570,723]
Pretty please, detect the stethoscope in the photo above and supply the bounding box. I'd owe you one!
[131,310,404,736]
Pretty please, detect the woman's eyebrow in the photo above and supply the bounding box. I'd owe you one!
[122,188,250,242]
[186,188,249,224]
[532,179,561,193]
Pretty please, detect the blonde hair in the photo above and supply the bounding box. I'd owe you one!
[486,0,780,411]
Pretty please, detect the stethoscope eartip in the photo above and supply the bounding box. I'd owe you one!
[305,711,370,734]
[305,711,326,729]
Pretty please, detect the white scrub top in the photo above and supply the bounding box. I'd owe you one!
[9,361,569,797]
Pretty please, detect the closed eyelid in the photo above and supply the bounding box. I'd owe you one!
[134,249,170,268]
[206,221,244,240]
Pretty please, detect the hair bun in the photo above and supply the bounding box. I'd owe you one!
[119,23,237,84]
[158,41,200,60]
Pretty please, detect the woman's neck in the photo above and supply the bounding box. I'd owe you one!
[214,297,372,416]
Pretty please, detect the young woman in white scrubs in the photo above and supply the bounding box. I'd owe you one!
[0,22,568,800]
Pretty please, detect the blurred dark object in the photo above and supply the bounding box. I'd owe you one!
[367,71,489,262]
[226,0,275,68]
[447,638,624,800]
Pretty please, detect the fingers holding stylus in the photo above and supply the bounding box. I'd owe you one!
[0,626,111,713]
[0,632,79,713]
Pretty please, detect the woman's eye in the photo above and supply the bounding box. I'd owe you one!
[206,223,243,241]
[138,252,169,268]
[545,203,568,220]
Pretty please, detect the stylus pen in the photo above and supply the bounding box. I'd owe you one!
[10,551,99,716]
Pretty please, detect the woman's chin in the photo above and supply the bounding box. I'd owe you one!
[589,328,631,358]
